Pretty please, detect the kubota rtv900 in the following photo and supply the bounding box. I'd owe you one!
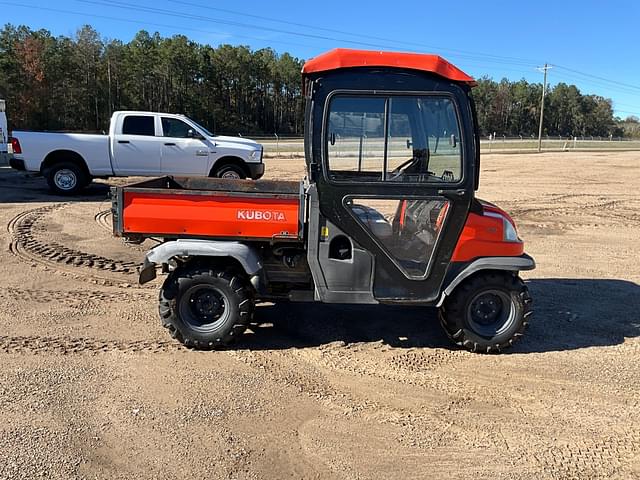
[112,49,535,353]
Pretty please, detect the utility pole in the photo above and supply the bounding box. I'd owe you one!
[537,63,552,153]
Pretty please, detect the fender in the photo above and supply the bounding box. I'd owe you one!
[436,254,535,307]
[138,239,262,285]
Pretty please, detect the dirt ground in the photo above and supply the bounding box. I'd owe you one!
[0,150,638,479]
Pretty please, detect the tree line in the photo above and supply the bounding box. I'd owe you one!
[0,23,635,138]
[0,24,304,135]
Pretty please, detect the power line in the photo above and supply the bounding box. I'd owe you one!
[165,0,541,67]
[554,65,640,92]
[75,0,542,69]
[3,0,638,110]
[616,110,640,116]
[0,1,326,51]
[551,71,640,97]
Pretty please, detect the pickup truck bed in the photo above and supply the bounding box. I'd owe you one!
[112,176,303,242]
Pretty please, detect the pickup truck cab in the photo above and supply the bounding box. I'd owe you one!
[9,111,264,195]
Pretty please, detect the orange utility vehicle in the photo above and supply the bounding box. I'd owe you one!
[112,49,535,353]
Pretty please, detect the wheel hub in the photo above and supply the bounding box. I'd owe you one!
[192,291,223,318]
[466,289,515,337]
[179,284,229,333]
[471,294,503,325]
[221,170,241,179]
[54,169,77,190]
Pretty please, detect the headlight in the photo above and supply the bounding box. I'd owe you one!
[503,218,519,242]
[485,211,519,242]
[249,149,262,161]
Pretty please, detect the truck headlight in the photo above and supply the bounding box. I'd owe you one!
[249,149,262,161]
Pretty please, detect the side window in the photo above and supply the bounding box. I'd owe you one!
[162,117,193,138]
[326,95,462,183]
[421,98,462,181]
[326,96,385,182]
[122,116,155,136]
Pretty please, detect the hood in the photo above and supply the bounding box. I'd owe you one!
[212,135,260,148]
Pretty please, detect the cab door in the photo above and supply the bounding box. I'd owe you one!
[111,114,162,175]
[310,77,475,304]
[160,117,212,176]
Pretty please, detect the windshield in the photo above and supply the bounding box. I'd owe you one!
[188,118,214,137]
[326,95,462,184]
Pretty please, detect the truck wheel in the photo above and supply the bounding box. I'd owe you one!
[213,164,246,180]
[158,266,253,349]
[45,162,88,195]
[438,272,532,353]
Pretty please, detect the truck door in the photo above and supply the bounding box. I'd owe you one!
[312,89,475,304]
[112,114,162,175]
[160,117,211,176]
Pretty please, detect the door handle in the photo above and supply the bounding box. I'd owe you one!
[117,140,130,144]
[438,189,467,198]
[164,142,176,146]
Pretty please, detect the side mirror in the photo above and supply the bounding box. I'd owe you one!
[406,139,413,149]
[187,129,203,140]
[330,132,336,146]
[449,134,457,148]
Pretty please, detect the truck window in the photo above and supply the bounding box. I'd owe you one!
[326,95,462,184]
[122,116,155,136]
[161,118,193,138]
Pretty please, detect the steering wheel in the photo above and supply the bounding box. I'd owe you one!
[388,157,419,181]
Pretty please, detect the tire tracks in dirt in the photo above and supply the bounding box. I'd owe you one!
[94,208,113,233]
[7,204,142,284]
[0,334,184,355]
[0,287,153,305]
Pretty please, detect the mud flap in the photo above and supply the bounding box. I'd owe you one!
[138,258,157,285]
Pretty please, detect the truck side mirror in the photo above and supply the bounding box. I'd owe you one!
[449,134,457,148]
[330,132,336,146]
[406,139,413,149]
[188,129,203,140]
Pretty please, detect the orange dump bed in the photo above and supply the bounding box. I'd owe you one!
[112,177,303,242]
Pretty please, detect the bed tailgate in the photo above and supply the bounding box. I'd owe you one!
[112,177,304,242]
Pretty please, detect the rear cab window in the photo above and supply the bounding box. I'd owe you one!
[122,116,156,136]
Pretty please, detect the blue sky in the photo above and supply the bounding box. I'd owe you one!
[2,0,639,118]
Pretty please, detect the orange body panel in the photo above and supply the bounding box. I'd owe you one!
[302,48,476,85]
[451,207,524,262]
[122,192,300,240]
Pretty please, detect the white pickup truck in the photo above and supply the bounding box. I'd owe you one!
[9,111,264,194]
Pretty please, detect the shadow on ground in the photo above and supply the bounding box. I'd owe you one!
[239,278,640,353]
[0,166,111,203]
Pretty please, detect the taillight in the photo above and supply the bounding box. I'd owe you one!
[9,137,22,154]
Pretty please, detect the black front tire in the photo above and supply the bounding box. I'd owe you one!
[45,162,88,195]
[159,266,254,349]
[439,271,532,353]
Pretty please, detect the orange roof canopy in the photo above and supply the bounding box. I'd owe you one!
[302,48,475,85]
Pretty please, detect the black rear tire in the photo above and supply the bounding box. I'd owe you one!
[438,271,532,353]
[159,266,254,349]
[45,162,88,195]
